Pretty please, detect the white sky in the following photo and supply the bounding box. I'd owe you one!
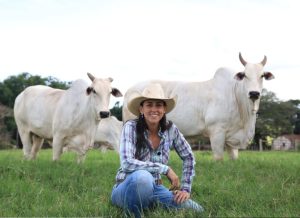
[0,0,299,107]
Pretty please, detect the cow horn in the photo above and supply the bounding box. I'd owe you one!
[239,52,247,66]
[260,55,267,66]
[87,72,95,81]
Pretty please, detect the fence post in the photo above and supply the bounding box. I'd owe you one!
[295,139,300,151]
[259,139,263,151]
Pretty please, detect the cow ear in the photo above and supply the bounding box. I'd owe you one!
[86,87,94,95]
[234,72,245,81]
[111,88,123,97]
[263,72,275,80]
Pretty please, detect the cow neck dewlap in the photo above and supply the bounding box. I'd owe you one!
[233,82,257,131]
[88,94,103,122]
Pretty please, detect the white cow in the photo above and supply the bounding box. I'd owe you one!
[64,115,122,153]
[95,116,122,152]
[49,116,123,152]
[14,73,122,162]
[123,53,274,160]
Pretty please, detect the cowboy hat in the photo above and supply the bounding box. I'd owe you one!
[128,83,177,116]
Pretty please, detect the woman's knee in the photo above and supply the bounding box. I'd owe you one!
[131,170,154,187]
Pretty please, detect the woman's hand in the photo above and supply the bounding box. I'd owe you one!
[173,190,191,204]
[166,167,180,191]
[166,167,190,204]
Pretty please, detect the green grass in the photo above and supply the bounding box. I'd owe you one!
[0,149,299,217]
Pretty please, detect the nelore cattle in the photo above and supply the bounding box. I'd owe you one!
[63,115,122,153]
[14,73,122,162]
[123,53,274,160]
[95,115,122,152]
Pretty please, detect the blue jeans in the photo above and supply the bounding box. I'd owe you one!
[111,170,204,217]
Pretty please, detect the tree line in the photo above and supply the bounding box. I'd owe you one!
[253,90,300,149]
[0,72,299,149]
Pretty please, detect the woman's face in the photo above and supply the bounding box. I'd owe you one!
[139,99,166,126]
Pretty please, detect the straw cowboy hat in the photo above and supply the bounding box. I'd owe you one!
[128,83,177,116]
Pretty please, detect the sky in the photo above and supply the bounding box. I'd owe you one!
[0,0,299,107]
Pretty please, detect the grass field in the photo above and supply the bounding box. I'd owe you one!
[0,149,299,217]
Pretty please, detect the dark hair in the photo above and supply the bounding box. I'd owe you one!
[135,108,172,159]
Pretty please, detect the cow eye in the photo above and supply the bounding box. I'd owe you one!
[262,72,274,80]
[234,72,246,80]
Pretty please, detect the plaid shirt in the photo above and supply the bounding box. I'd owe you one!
[114,119,196,193]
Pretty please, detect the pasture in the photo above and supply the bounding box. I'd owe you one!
[0,149,299,217]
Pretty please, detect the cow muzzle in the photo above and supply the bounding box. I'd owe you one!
[249,91,260,101]
[99,111,110,119]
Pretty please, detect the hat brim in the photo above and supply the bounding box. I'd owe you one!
[128,96,177,117]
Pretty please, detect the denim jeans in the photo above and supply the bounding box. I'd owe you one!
[111,170,204,218]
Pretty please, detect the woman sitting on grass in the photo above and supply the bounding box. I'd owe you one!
[111,83,204,217]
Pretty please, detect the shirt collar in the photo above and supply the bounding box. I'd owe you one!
[144,126,165,138]
[144,127,166,139]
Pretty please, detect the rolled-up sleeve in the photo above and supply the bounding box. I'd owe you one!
[171,124,195,193]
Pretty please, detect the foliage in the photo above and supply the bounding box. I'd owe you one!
[45,76,72,90]
[294,113,300,134]
[4,116,16,132]
[0,150,299,217]
[0,72,45,107]
[290,100,300,134]
[110,101,122,121]
[254,89,300,148]
[0,72,70,108]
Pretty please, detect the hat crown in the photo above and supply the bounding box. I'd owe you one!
[141,83,166,99]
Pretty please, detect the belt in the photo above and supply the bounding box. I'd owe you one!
[117,178,163,185]
[155,179,163,185]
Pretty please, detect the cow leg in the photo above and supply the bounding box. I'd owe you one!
[105,141,117,151]
[77,153,86,164]
[227,147,239,160]
[60,143,86,163]
[18,129,32,159]
[52,136,64,161]
[77,145,91,163]
[63,136,88,163]
[99,144,108,153]
[68,146,86,163]
[62,146,71,153]
[31,135,44,159]
[209,131,226,161]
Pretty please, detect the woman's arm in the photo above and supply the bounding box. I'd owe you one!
[171,124,196,193]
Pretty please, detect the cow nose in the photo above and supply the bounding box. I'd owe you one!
[99,111,110,119]
[249,91,260,100]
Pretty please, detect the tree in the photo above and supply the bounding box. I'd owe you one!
[110,101,122,121]
[45,76,71,89]
[289,100,300,134]
[294,112,300,134]
[253,89,300,149]
[0,72,44,107]
[0,72,70,108]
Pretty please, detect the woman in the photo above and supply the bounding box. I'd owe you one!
[111,83,203,217]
